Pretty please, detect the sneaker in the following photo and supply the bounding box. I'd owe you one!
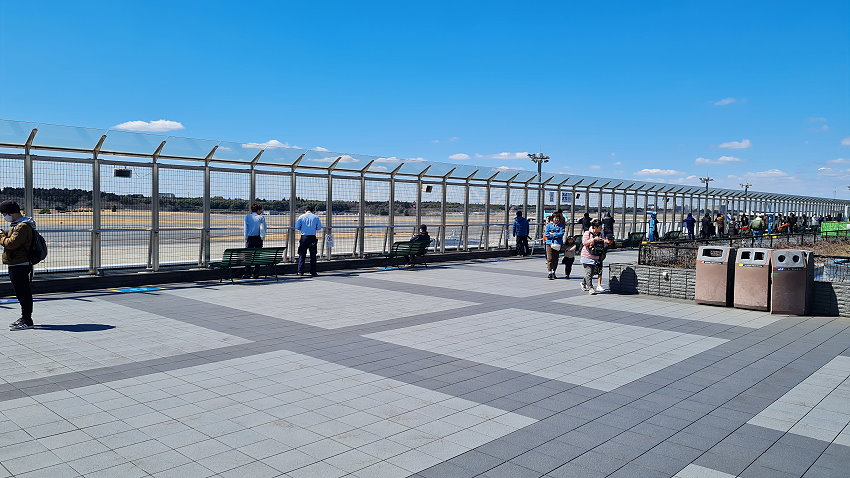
[588,288,597,295]
[581,283,588,292]
[548,272,554,280]
[595,285,605,292]
[9,319,32,331]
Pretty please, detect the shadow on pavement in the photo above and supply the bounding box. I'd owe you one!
[33,324,116,332]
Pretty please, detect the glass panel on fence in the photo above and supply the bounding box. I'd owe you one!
[213,140,259,164]
[32,123,105,151]
[101,130,168,156]
[0,120,37,146]
[161,136,220,161]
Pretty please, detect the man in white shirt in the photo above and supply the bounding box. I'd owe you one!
[295,206,322,276]
[243,203,267,278]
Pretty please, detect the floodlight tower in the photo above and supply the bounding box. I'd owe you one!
[741,182,752,214]
[528,152,550,237]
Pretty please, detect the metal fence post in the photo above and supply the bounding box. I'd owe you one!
[200,148,214,267]
[440,168,454,253]
[147,141,164,272]
[358,160,373,258]
[463,170,477,250]
[90,134,104,275]
[325,157,340,259]
[23,129,36,218]
[289,155,303,262]
[387,164,401,252]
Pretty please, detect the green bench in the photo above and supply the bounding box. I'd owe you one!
[386,239,432,268]
[620,232,646,248]
[660,230,681,241]
[211,246,287,282]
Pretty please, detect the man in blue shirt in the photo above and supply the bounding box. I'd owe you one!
[243,204,267,278]
[295,206,322,276]
[512,211,530,256]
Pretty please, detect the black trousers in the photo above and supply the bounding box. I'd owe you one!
[244,236,263,277]
[297,235,318,274]
[9,264,33,324]
[515,235,529,256]
[563,256,575,277]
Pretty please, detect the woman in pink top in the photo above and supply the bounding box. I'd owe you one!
[580,219,612,294]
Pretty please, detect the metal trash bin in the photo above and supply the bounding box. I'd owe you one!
[734,247,772,311]
[695,245,736,306]
[770,249,814,315]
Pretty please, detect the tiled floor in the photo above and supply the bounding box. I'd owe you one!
[0,252,848,477]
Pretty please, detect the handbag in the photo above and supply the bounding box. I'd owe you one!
[550,242,561,251]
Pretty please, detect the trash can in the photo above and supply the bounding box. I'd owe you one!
[770,249,814,315]
[734,247,772,311]
[695,245,736,306]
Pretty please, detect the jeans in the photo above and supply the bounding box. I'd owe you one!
[9,264,33,324]
[582,263,596,289]
[515,235,529,256]
[753,230,764,246]
[297,235,318,274]
[244,235,263,277]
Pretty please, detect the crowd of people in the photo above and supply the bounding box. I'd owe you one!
[683,211,830,240]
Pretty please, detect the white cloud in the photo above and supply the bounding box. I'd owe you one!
[634,168,683,176]
[713,98,736,106]
[588,165,601,170]
[494,166,515,171]
[745,169,793,179]
[613,161,622,166]
[717,139,751,149]
[312,146,329,152]
[820,124,830,131]
[841,137,850,146]
[449,136,460,142]
[808,117,827,123]
[432,139,440,144]
[694,155,743,165]
[817,167,850,178]
[448,153,470,160]
[828,158,850,165]
[311,154,358,163]
[476,151,530,160]
[112,119,184,132]
[242,139,291,149]
[371,165,388,172]
[374,156,426,163]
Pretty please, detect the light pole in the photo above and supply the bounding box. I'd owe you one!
[699,177,713,214]
[741,182,751,214]
[528,152,549,238]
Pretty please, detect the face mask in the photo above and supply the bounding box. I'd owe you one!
[2,215,12,222]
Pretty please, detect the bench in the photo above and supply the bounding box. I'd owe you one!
[386,240,432,268]
[660,230,681,241]
[620,231,647,248]
[210,246,287,282]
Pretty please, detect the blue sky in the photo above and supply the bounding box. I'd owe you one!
[1,1,848,197]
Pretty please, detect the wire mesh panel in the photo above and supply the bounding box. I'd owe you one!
[467,185,487,248]
[363,177,390,253]
[331,177,360,256]
[101,164,152,268]
[294,175,328,253]
[159,167,203,265]
[391,181,418,244]
[442,183,465,249]
[33,160,92,272]
[0,158,24,275]
[209,170,250,260]
[255,172,291,248]
[489,186,508,247]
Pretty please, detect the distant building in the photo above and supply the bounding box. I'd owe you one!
[159,193,176,198]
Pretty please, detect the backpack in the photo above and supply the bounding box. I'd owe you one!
[27,228,48,265]
[750,219,764,231]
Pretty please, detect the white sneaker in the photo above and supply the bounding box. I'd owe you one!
[595,285,605,292]
[588,288,597,295]
[581,283,588,291]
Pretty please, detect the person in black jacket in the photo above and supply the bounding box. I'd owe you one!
[405,225,431,266]
[602,212,615,238]
[579,213,592,232]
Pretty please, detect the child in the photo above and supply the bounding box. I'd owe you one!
[562,235,577,279]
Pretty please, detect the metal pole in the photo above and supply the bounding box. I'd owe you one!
[359,170,366,258]
[90,134,103,275]
[202,159,211,266]
[148,141,164,272]
[484,178,491,251]
[463,175,471,250]
[569,185,576,236]
[441,173,449,253]
[23,129,35,218]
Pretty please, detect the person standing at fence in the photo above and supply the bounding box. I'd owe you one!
[243,204,267,279]
[512,211,530,256]
[544,214,565,280]
[602,212,615,238]
[749,213,766,246]
[579,213,592,232]
[683,213,696,240]
[295,206,322,276]
[715,213,725,238]
[0,201,35,330]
